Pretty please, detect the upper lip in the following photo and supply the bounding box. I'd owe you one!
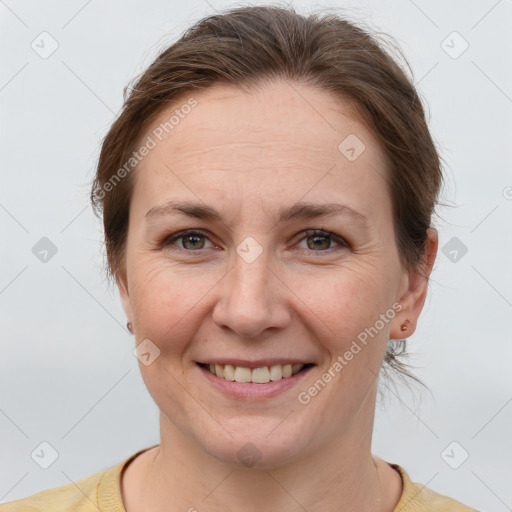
[197,358,315,369]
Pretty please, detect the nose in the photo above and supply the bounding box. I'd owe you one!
[211,247,291,340]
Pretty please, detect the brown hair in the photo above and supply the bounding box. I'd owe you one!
[91,5,443,387]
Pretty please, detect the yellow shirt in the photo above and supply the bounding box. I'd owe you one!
[0,446,479,511]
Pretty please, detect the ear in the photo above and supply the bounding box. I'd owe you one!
[116,270,133,325]
[390,227,438,338]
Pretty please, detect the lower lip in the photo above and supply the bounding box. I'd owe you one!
[196,363,315,399]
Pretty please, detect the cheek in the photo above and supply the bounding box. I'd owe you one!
[129,259,213,352]
[127,243,398,358]
[294,261,393,331]
[296,266,396,382]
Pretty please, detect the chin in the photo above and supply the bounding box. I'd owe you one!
[194,421,313,470]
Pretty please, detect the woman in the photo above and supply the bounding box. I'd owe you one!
[2,5,479,511]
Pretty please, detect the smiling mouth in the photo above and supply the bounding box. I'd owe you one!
[197,362,315,384]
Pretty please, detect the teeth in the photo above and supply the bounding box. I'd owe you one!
[223,364,235,381]
[204,363,307,383]
[269,364,283,381]
[292,363,303,375]
[234,366,252,382]
[251,366,270,384]
[215,364,224,378]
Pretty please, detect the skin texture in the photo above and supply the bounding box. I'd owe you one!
[117,79,438,511]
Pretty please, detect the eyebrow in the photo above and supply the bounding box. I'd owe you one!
[145,200,368,227]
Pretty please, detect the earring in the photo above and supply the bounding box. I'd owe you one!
[127,322,134,334]
[400,320,409,332]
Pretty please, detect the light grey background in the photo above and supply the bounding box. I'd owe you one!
[1,0,511,510]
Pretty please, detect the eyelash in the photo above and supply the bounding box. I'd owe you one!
[160,229,349,255]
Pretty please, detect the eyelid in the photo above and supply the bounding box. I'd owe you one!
[161,228,349,252]
[162,229,217,249]
[296,229,349,249]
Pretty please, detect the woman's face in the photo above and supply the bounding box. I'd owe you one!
[119,79,433,468]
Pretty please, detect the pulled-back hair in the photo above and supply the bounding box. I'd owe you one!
[91,5,443,386]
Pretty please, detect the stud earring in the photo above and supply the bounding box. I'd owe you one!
[127,322,134,334]
[400,320,409,332]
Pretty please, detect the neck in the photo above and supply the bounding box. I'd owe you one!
[123,404,402,512]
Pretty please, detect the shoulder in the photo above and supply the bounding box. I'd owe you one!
[0,447,151,512]
[0,468,106,512]
[391,464,480,512]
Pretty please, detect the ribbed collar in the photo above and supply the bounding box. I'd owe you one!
[97,445,158,511]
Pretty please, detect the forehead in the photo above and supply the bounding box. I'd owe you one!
[143,80,382,159]
[132,79,390,219]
